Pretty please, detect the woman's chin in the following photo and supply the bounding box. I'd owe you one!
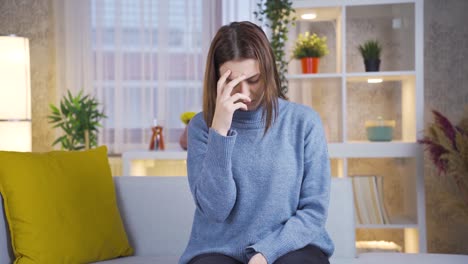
[244,101,259,111]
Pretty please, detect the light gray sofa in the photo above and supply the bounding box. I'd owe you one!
[1,177,467,264]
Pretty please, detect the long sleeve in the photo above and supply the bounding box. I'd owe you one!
[245,116,332,263]
[186,114,238,222]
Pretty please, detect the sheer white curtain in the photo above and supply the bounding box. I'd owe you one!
[54,0,93,97]
[222,0,259,25]
[55,0,222,154]
[54,0,265,154]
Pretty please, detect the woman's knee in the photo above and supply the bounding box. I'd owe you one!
[274,245,330,264]
[188,253,242,264]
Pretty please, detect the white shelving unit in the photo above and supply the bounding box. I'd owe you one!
[328,142,420,158]
[288,0,425,253]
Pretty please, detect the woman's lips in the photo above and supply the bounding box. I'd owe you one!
[245,100,256,106]
[235,99,255,105]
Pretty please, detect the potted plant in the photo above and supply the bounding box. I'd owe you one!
[292,32,329,74]
[418,109,468,207]
[358,40,382,72]
[254,0,296,95]
[179,111,197,150]
[48,90,107,151]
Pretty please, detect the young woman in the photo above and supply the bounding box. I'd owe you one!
[179,21,334,264]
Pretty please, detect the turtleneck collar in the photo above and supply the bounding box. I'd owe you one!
[231,98,288,129]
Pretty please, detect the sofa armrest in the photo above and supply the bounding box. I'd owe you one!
[326,178,356,259]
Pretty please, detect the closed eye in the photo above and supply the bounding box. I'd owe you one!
[247,75,260,84]
[226,74,260,84]
[247,78,260,84]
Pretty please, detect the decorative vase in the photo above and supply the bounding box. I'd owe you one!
[149,125,165,151]
[301,57,319,74]
[364,59,381,72]
[179,125,188,150]
[365,118,396,142]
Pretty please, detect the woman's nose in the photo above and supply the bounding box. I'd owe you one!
[236,81,250,96]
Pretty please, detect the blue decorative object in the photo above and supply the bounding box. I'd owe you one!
[365,117,395,142]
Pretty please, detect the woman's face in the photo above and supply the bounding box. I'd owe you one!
[219,59,264,111]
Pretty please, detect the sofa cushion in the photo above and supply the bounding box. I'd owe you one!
[92,256,180,264]
[0,146,133,264]
[0,194,14,264]
[112,176,195,257]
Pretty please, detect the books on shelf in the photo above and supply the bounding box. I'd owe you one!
[351,175,390,225]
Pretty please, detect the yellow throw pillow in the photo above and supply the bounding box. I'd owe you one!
[0,146,133,264]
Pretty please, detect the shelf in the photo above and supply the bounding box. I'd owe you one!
[288,0,424,252]
[122,149,187,160]
[346,71,416,82]
[294,0,416,7]
[356,215,418,229]
[286,73,342,80]
[328,141,420,158]
[286,72,415,82]
[122,145,187,176]
[122,142,421,160]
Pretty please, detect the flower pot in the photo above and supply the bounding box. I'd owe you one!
[364,59,381,72]
[179,125,188,150]
[301,57,319,74]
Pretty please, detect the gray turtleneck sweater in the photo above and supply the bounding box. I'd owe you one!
[179,98,334,264]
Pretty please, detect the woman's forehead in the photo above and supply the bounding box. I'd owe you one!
[219,59,259,77]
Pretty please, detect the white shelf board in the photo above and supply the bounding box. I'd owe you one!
[287,73,342,80]
[122,145,187,176]
[286,71,415,82]
[328,141,420,158]
[122,150,187,160]
[293,0,416,8]
[356,215,418,229]
[346,71,416,82]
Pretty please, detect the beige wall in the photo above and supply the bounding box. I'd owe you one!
[424,0,468,254]
[0,0,467,254]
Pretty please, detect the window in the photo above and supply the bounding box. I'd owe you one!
[90,0,206,153]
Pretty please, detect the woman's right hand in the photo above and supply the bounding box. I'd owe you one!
[211,70,251,136]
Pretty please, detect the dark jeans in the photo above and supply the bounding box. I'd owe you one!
[188,244,329,264]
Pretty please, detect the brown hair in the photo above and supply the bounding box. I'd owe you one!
[202,21,287,134]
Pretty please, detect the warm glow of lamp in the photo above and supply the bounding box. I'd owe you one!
[367,78,383,84]
[301,13,317,20]
[0,36,31,152]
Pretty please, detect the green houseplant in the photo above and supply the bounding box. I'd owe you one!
[358,39,382,72]
[292,32,329,74]
[48,90,107,151]
[254,0,296,95]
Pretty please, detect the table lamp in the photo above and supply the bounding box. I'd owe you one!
[0,36,31,152]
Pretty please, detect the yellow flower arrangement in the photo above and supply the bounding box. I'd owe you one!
[180,112,197,125]
[292,32,329,59]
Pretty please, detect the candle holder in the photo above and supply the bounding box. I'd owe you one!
[149,119,165,151]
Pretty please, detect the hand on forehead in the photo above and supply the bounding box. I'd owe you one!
[219,59,260,79]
